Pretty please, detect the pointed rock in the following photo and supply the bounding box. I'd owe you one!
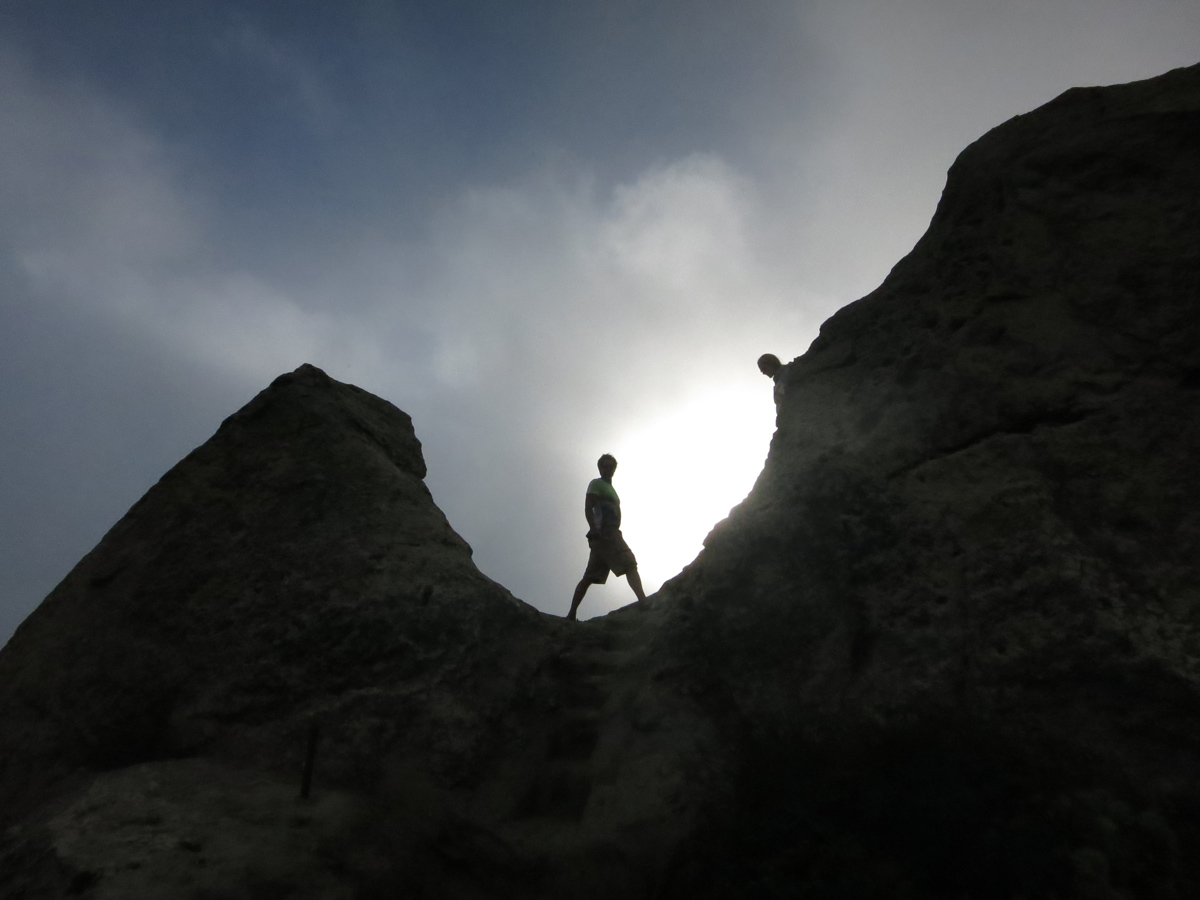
[0,364,544,822]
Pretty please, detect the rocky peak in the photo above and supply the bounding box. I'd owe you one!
[0,362,542,823]
[657,62,1200,896]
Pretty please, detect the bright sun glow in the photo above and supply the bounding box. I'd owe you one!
[581,380,776,616]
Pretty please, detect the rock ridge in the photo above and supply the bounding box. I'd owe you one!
[3,62,1200,899]
[650,61,1200,897]
[0,363,544,824]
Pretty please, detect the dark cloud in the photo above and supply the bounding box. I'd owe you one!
[0,1,823,251]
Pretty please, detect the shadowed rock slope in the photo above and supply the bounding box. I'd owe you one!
[4,62,1200,898]
[0,365,712,899]
[652,61,1200,897]
[0,363,548,788]
[0,366,556,882]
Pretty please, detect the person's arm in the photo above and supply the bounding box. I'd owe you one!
[585,492,599,531]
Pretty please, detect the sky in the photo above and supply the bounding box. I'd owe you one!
[1,0,1197,644]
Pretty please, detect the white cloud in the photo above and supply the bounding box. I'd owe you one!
[0,48,821,618]
[344,155,820,613]
[0,49,344,384]
[773,0,1200,299]
[0,53,193,270]
[604,155,756,297]
[399,154,819,421]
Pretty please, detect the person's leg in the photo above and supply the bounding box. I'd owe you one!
[626,567,647,604]
[568,578,591,620]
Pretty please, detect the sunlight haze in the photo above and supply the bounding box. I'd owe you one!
[575,379,777,617]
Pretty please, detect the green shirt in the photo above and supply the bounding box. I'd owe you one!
[587,478,621,530]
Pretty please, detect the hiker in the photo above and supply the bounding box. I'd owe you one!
[567,454,647,621]
[758,352,784,404]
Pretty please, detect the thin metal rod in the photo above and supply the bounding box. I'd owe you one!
[300,722,320,799]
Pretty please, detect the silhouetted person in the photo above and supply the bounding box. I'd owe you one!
[567,454,647,621]
[758,352,784,404]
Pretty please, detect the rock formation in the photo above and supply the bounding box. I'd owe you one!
[656,61,1200,898]
[2,62,1199,898]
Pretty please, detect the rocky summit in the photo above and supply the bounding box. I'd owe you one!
[3,62,1200,899]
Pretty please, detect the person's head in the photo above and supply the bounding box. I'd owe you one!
[757,353,782,378]
[597,454,617,478]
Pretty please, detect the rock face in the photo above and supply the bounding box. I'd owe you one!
[0,362,544,781]
[3,63,1200,899]
[0,366,555,884]
[0,365,711,899]
[653,62,1200,896]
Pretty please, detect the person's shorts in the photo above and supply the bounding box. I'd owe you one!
[583,529,637,584]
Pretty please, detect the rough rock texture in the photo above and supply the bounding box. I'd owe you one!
[2,62,1200,898]
[0,364,549,832]
[0,365,711,899]
[654,62,1200,897]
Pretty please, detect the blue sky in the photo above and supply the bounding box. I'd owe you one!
[2,0,1198,643]
[2,2,822,248]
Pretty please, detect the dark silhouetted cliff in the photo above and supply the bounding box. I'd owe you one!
[2,62,1199,899]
